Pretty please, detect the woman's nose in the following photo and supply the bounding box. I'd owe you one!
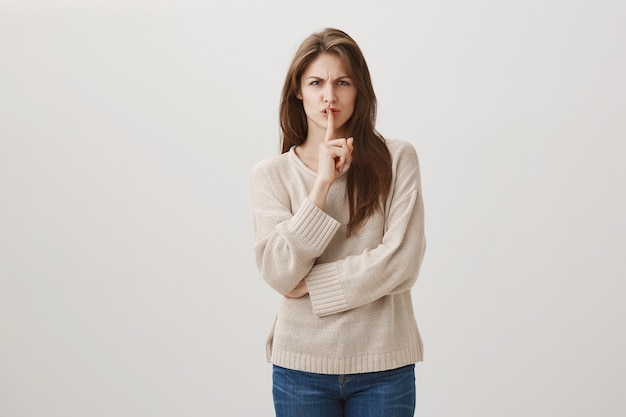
[323,84,336,103]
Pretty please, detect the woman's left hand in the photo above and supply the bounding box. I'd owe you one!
[284,279,309,298]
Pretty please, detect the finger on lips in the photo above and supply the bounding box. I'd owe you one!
[324,108,353,173]
[324,107,334,142]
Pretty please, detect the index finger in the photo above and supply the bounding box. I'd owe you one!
[324,108,334,142]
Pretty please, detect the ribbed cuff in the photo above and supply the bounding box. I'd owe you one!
[306,263,349,317]
[284,199,341,253]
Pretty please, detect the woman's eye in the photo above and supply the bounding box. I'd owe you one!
[338,80,350,86]
[310,81,320,86]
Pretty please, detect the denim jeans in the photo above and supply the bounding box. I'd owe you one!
[272,364,416,417]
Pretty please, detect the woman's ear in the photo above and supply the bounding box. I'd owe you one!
[295,90,302,100]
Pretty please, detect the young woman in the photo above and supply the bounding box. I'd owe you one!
[250,28,426,417]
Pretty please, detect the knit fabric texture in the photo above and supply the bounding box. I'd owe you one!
[250,139,426,375]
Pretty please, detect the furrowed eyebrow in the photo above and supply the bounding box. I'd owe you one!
[304,75,352,81]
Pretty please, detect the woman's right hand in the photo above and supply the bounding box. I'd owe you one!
[316,108,353,184]
[308,109,353,210]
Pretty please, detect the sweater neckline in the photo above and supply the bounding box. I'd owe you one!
[288,146,348,179]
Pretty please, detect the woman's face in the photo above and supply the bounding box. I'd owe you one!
[297,53,357,139]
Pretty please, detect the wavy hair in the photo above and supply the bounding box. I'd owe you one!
[279,28,392,235]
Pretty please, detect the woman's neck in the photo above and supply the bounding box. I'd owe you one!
[294,129,325,172]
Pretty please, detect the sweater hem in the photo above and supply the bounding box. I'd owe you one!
[269,344,423,375]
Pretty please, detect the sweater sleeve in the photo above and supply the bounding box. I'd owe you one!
[304,141,426,317]
[250,161,342,295]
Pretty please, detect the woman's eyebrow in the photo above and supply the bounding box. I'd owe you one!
[303,75,352,80]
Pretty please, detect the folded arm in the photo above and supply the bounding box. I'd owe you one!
[305,143,426,317]
[250,163,341,295]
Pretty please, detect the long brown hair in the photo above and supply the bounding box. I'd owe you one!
[279,28,392,235]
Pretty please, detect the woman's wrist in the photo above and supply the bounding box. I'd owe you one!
[309,178,332,209]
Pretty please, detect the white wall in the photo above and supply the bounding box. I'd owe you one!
[1,1,624,416]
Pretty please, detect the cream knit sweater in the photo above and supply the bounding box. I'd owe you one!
[250,139,426,375]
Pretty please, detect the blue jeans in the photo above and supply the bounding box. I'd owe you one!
[272,364,416,417]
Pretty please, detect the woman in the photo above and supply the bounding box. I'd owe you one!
[250,27,426,417]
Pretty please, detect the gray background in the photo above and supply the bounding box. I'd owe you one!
[1,0,624,416]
